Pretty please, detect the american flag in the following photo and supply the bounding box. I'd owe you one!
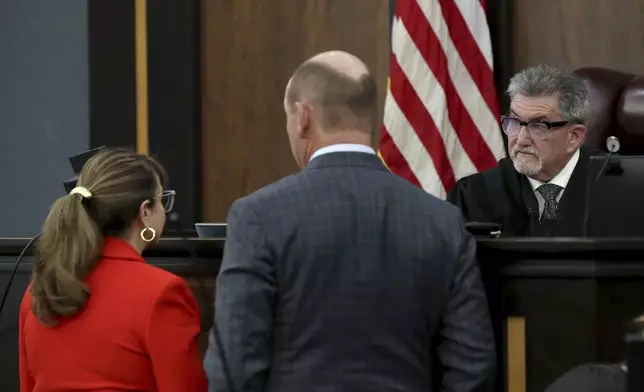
[379,0,506,199]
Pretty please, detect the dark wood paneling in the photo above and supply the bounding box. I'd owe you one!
[88,0,202,231]
[513,0,644,73]
[88,0,136,148]
[486,0,514,113]
[505,278,599,392]
[148,0,202,230]
[201,0,390,221]
[503,278,644,392]
[478,237,644,392]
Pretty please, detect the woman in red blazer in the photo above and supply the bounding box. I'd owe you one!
[19,148,207,392]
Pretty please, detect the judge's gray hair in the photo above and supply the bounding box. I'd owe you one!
[506,64,589,123]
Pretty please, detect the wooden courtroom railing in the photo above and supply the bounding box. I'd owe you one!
[2,236,644,392]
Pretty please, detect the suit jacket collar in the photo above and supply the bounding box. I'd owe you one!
[102,237,145,263]
[306,151,389,172]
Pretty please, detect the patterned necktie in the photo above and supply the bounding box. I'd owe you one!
[537,183,563,220]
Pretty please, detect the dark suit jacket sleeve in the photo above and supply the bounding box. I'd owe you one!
[203,197,275,392]
[146,277,207,392]
[438,222,496,392]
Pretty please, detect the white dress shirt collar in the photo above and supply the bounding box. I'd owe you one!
[309,143,376,162]
[527,148,581,191]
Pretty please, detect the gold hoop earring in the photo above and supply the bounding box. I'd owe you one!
[140,227,156,242]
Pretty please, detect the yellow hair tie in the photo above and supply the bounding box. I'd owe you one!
[70,187,92,199]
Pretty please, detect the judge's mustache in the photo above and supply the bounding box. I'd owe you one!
[511,145,539,158]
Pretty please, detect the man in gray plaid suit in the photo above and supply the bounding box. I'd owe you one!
[203,51,495,392]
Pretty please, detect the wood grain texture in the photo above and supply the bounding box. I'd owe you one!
[135,0,149,155]
[147,0,202,228]
[513,0,644,73]
[201,0,390,221]
[507,317,527,392]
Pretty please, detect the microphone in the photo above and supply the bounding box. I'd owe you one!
[594,135,623,182]
[607,135,621,153]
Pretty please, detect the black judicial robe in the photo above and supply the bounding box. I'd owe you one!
[447,148,590,237]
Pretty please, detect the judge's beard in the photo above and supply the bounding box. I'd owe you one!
[511,146,542,177]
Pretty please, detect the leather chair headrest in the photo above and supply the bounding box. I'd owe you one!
[574,67,635,152]
[615,75,644,153]
[618,75,644,136]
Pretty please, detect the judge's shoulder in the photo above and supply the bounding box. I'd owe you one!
[448,156,515,199]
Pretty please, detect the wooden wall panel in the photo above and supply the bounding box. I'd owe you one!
[512,0,644,73]
[88,0,136,149]
[201,0,390,222]
[88,0,202,231]
[147,0,202,232]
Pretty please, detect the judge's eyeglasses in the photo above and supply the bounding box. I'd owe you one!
[500,115,571,141]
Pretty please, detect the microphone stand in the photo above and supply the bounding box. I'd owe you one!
[594,136,623,182]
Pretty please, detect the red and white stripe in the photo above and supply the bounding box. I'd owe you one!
[379,0,505,199]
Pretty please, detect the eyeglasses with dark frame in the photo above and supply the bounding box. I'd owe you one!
[154,190,176,212]
[500,115,570,140]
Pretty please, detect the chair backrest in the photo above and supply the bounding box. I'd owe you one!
[575,67,644,154]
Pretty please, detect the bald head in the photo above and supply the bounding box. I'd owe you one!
[285,51,377,132]
[306,51,370,80]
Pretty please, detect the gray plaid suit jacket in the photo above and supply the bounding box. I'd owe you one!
[203,151,495,392]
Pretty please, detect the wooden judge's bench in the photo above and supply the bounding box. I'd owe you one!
[1,237,644,392]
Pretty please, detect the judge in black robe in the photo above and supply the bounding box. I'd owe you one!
[447,147,590,237]
[447,64,591,237]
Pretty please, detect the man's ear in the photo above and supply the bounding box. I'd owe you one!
[568,124,587,152]
[295,101,312,138]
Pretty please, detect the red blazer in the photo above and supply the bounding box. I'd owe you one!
[19,237,207,392]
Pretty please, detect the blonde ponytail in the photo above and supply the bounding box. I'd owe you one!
[31,192,103,326]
